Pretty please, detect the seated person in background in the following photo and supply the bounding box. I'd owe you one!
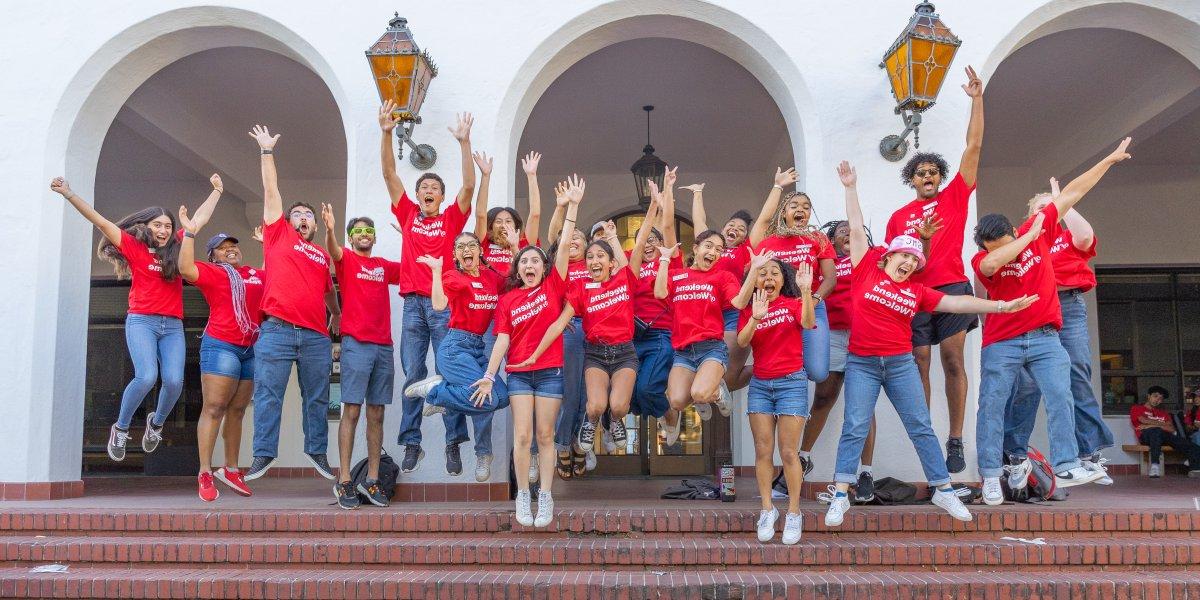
[1184,389,1200,446]
[1130,386,1200,478]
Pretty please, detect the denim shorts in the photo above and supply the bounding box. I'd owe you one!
[339,335,395,406]
[672,339,729,372]
[828,328,850,373]
[722,308,739,332]
[584,341,639,375]
[748,370,811,417]
[200,333,254,380]
[507,367,564,399]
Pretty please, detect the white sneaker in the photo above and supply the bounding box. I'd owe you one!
[403,375,443,399]
[756,508,779,542]
[824,493,850,527]
[514,490,534,527]
[694,402,712,422]
[1149,463,1162,478]
[781,512,803,545]
[932,487,973,521]
[528,456,539,484]
[1004,458,1031,491]
[1082,456,1113,485]
[534,490,554,527]
[815,484,838,505]
[602,429,618,454]
[422,402,446,417]
[981,477,1004,506]
[716,382,733,417]
[1055,465,1103,488]
[474,455,493,482]
[659,415,681,447]
[584,449,597,472]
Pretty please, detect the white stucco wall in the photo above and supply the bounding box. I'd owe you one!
[3,0,1198,485]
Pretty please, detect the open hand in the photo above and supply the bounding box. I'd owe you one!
[469,378,494,404]
[748,247,774,271]
[836,161,856,187]
[252,225,264,243]
[521,151,541,175]
[681,183,705,194]
[502,222,520,248]
[472,151,493,176]
[248,124,280,150]
[320,202,336,231]
[1001,294,1039,313]
[449,112,474,142]
[554,182,569,207]
[751,289,769,320]
[795,262,814,290]
[378,100,401,133]
[1106,137,1132,165]
[415,254,443,271]
[774,167,798,188]
[916,214,943,241]
[564,174,586,204]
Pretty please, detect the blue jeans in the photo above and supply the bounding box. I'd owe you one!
[632,328,672,418]
[199,334,255,380]
[428,329,509,415]
[397,294,472,449]
[1003,291,1114,459]
[554,317,587,451]
[801,301,830,383]
[251,318,332,458]
[835,352,950,487]
[978,327,1082,477]
[118,314,185,429]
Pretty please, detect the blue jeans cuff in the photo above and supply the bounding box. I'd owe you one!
[928,477,952,487]
[834,473,858,484]
[979,468,1004,478]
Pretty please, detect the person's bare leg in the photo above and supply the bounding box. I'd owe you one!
[220,379,253,469]
[749,413,777,511]
[776,415,806,515]
[510,395,535,492]
[583,368,610,425]
[939,331,969,439]
[198,374,238,473]
[535,396,563,488]
[913,345,932,406]
[691,361,727,405]
[608,369,636,420]
[337,403,362,483]
[667,366,696,413]
[365,405,385,480]
[723,331,752,392]
[802,372,844,453]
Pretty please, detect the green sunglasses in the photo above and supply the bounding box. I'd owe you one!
[349,227,376,236]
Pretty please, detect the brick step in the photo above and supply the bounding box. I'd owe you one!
[4,507,1197,537]
[2,567,1198,599]
[2,535,1197,571]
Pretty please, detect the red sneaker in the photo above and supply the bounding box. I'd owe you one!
[197,472,219,502]
[215,466,253,497]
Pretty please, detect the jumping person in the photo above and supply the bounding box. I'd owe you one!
[177,200,265,502]
[244,125,341,481]
[51,174,221,462]
[749,168,835,385]
[380,101,479,476]
[474,151,542,277]
[738,260,816,545]
[971,139,1132,503]
[472,175,585,528]
[824,161,1036,527]
[883,66,985,473]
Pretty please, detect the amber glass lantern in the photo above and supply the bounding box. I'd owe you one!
[630,106,667,208]
[878,2,962,161]
[366,13,439,168]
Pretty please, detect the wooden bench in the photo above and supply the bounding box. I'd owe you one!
[1122,444,1184,475]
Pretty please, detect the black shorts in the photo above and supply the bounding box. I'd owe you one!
[911,281,979,346]
[584,341,639,375]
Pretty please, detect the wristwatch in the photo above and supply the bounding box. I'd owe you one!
[812,292,823,303]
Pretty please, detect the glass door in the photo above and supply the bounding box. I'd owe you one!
[590,406,710,476]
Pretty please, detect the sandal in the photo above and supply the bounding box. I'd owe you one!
[571,447,587,478]
[556,450,573,480]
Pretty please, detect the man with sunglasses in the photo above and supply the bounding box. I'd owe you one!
[379,101,479,475]
[245,124,341,482]
[884,66,985,474]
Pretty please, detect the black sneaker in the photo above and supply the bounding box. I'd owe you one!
[333,481,360,510]
[306,453,336,480]
[799,454,814,476]
[608,416,628,447]
[853,471,875,503]
[357,478,390,507]
[244,456,276,481]
[446,443,463,476]
[945,437,966,474]
[401,444,424,473]
[576,420,597,453]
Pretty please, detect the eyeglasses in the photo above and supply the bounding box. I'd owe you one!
[349,227,375,236]
[914,169,941,178]
[455,241,482,251]
[290,210,315,219]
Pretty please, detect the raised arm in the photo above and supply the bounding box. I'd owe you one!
[1044,177,1095,250]
[795,263,817,329]
[321,203,342,262]
[684,183,708,231]
[731,248,773,309]
[509,305,575,369]
[378,101,407,206]
[471,151,493,240]
[959,66,985,187]
[750,168,798,246]
[737,289,768,348]
[661,166,678,246]
[977,213,1044,278]
[1054,138,1131,216]
[602,220,627,271]
[628,194,661,274]
[838,161,869,267]
[545,181,568,246]
[522,152,542,245]
[553,175,584,276]
[50,177,122,246]
[176,205,202,283]
[449,112,475,214]
[935,292,1039,315]
[186,174,224,233]
[653,243,681,300]
[248,124,283,225]
[416,255,446,310]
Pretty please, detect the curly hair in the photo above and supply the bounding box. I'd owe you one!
[747,258,801,299]
[900,152,952,188]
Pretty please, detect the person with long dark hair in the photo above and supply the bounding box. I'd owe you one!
[51,174,221,462]
[474,151,542,277]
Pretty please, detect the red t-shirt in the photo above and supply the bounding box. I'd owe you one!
[334,251,401,345]
[259,218,333,335]
[1048,229,1098,292]
[972,204,1063,347]
[119,230,184,318]
[567,268,635,345]
[443,268,505,335]
[885,172,975,288]
[192,262,265,347]
[755,232,835,292]
[822,254,855,330]
[737,296,807,379]
[391,193,470,296]
[566,259,592,284]
[848,247,944,357]
[633,255,682,331]
[495,271,568,372]
[481,235,529,277]
[715,242,750,279]
[1130,404,1171,437]
[665,267,741,349]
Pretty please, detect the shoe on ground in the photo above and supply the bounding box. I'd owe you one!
[401,444,424,473]
[981,477,1004,506]
[142,414,164,453]
[445,443,463,476]
[334,481,360,510]
[824,493,850,527]
[781,512,803,545]
[244,456,276,481]
[422,402,446,417]
[1148,463,1162,478]
[515,489,534,526]
[608,417,628,448]
[357,478,390,507]
[534,490,555,527]
[944,437,965,474]
[659,415,681,447]
[756,508,779,542]
[475,454,493,482]
[853,471,875,503]
[576,419,597,453]
[799,454,813,476]
[932,487,974,521]
[694,402,712,422]
[1004,457,1032,491]
[107,424,130,462]
[1189,469,1200,478]
[1055,465,1104,488]
[528,454,539,484]
[214,467,252,497]
[716,381,733,417]
[404,375,443,399]
[197,472,219,502]
[306,453,336,480]
[1081,454,1113,485]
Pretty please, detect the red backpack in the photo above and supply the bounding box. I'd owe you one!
[1014,446,1057,502]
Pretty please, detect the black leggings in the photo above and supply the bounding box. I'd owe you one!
[1138,427,1200,466]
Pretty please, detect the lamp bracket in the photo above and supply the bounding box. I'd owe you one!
[394,122,437,169]
[879,110,922,162]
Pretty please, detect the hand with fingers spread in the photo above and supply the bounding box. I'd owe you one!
[1106,137,1132,165]
[503,222,520,249]
[836,161,857,188]
[378,100,402,133]
[564,174,586,205]
[554,182,569,207]
[774,167,798,187]
[751,289,769,321]
[521,151,541,175]
[1000,294,1039,313]
[472,151,493,176]
[320,203,336,231]
[961,65,983,98]
[795,262,814,291]
[210,174,224,193]
[248,124,280,150]
[916,214,944,241]
[657,242,681,260]
[748,247,774,271]
[415,254,443,273]
[449,112,474,142]
[178,205,199,235]
[252,225,264,243]
[470,378,494,405]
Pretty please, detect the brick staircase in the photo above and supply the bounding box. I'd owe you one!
[1,503,1198,598]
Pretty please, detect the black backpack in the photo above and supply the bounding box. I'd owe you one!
[349,450,399,501]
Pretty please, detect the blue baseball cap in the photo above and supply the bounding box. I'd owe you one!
[205,233,239,257]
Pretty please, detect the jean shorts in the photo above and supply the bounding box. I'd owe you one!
[747,370,810,417]
[722,308,739,332]
[507,367,564,399]
[672,339,729,372]
[829,328,850,373]
[200,333,254,380]
[339,336,395,406]
[585,341,639,375]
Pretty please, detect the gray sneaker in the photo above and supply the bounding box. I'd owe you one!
[244,456,276,481]
[475,454,493,482]
[107,424,130,462]
[142,414,163,453]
